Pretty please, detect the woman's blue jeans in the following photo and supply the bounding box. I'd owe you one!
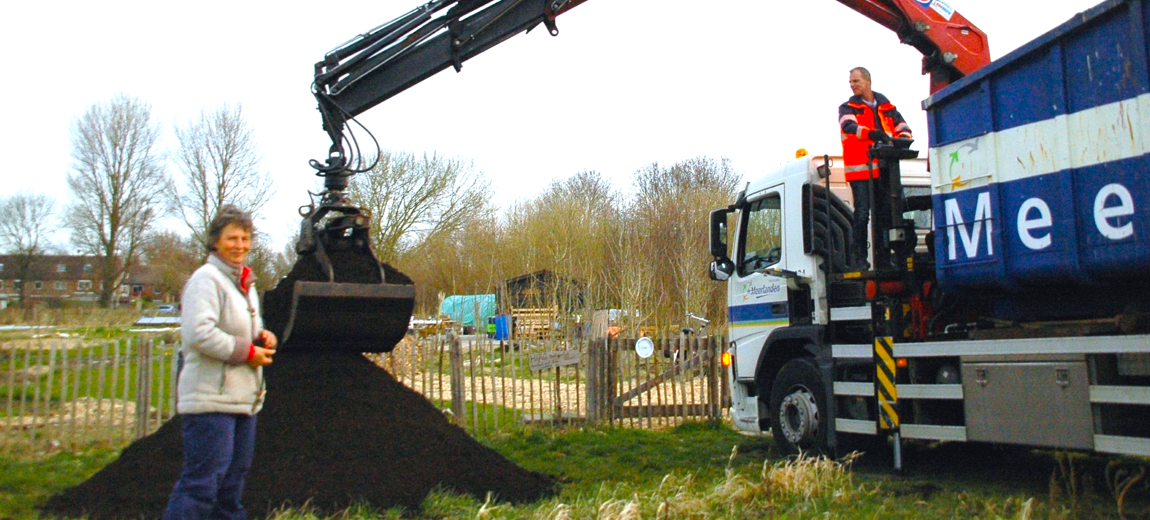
[163,413,257,520]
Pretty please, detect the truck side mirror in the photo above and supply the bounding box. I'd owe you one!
[709,258,734,281]
[709,208,731,259]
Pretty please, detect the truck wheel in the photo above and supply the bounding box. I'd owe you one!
[769,357,829,456]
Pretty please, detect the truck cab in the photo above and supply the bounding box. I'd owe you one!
[711,157,830,434]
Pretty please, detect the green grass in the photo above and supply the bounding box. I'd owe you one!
[2,421,1146,519]
[0,448,119,518]
[488,421,768,487]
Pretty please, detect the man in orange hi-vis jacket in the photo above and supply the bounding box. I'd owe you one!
[839,66,913,269]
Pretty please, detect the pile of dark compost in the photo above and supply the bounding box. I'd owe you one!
[41,352,554,518]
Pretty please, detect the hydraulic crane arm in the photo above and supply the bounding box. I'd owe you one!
[312,0,586,176]
[312,0,988,176]
[836,0,990,93]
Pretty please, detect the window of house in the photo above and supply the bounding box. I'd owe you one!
[13,280,21,291]
[0,263,4,272]
[33,281,44,291]
[0,280,4,290]
[78,280,92,291]
[57,263,67,273]
[55,281,66,291]
[84,263,93,273]
[154,286,162,295]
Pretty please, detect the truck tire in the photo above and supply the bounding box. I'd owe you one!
[769,357,829,456]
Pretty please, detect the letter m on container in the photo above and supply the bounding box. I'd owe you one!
[943,191,995,261]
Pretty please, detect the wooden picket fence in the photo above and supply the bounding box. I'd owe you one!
[1,331,730,454]
[1,336,179,454]
[378,333,730,435]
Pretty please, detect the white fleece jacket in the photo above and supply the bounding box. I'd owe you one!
[177,255,266,415]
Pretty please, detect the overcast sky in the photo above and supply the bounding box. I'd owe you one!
[0,0,1104,249]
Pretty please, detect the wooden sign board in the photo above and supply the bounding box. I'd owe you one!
[529,350,582,371]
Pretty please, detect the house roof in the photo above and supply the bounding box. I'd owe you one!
[0,255,97,281]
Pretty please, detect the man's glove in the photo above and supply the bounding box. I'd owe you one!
[868,129,891,143]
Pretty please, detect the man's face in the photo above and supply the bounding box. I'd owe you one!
[849,70,872,97]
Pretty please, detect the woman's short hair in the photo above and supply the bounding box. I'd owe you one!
[206,205,255,252]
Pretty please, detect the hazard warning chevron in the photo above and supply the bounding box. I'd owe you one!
[874,336,899,430]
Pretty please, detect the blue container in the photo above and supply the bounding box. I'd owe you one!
[924,0,1150,314]
[487,315,511,341]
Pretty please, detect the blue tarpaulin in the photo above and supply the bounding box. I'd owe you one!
[439,294,496,327]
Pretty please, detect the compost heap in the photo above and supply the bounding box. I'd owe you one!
[42,257,554,519]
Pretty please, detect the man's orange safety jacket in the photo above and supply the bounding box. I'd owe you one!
[838,92,912,181]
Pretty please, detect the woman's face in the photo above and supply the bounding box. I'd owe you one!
[215,223,252,265]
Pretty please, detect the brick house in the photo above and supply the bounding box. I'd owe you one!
[122,264,174,303]
[0,255,174,307]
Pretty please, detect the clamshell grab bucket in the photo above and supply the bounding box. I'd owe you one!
[278,280,415,353]
[262,200,417,354]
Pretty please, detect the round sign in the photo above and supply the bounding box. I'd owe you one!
[635,337,655,359]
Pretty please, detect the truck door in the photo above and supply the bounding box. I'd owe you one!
[729,188,789,381]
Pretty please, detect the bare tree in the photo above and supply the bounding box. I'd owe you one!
[65,94,167,307]
[140,230,200,301]
[632,157,742,326]
[171,103,273,251]
[348,150,491,264]
[519,170,618,310]
[0,192,57,307]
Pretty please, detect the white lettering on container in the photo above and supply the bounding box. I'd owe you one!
[1017,198,1053,250]
[944,192,994,260]
[1094,183,1135,240]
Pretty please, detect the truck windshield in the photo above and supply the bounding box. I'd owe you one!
[739,193,782,276]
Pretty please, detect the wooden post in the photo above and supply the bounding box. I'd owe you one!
[479,338,489,434]
[45,341,59,446]
[449,332,465,427]
[607,336,618,426]
[29,340,43,447]
[468,338,478,433]
[688,336,698,416]
[136,338,153,439]
[703,335,713,421]
[59,342,70,448]
[572,339,579,426]
[676,335,685,425]
[553,366,562,427]
[490,337,500,430]
[584,338,598,425]
[96,342,108,444]
[83,345,94,435]
[4,340,16,454]
[70,341,81,449]
[119,340,130,444]
[170,343,181,422]
[437,334,445,408]
[135,338,145,438]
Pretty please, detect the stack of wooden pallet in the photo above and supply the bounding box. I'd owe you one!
[511,307,558,340]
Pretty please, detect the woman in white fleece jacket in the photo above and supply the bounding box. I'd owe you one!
[164,206,277,520]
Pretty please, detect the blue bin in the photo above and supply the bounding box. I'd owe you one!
[488,314,511,341]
